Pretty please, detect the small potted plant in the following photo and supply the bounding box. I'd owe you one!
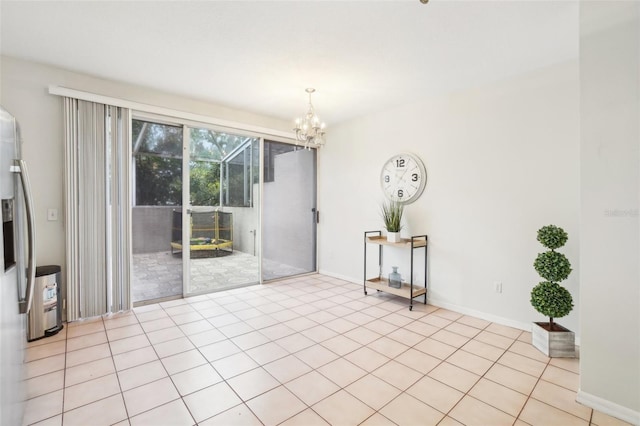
[530,224,575,357]
[381,200,403,243]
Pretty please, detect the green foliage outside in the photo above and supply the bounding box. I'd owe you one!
[133,120,226,207]
[189,161,220,206]
[134,156,183,205]
[531,225,574,326]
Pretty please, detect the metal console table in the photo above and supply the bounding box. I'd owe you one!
[363,230,428,310]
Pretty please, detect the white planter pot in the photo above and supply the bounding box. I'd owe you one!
[387,232,401,243]
[532,322,575,358]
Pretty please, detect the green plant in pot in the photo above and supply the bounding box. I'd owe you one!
[381,200,403,243]
[530,225,575,357]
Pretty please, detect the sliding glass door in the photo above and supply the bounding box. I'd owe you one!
[184,128,260,296]
[262,141,317,281]
[130,117,317,304]
[131,120,183,303]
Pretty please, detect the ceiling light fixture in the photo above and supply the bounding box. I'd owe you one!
[293,88,326,149]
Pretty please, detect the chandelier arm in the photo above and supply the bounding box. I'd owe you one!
[293,88,326,148]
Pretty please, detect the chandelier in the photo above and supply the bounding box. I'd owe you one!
[293,88,326,149]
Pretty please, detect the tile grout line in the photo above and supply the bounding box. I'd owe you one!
[318,304,463,424]
[269,302,448,425]
[518,358,594,424]
[40,306,432,422]
[101,314,132,425]
[205,286,384,425]
[425,321,496,424]
[505,331,592,425]
[150,301,200,425]
[64,316,125,423]
[60,320,69,423]
[26,277,591,426]
[199,282,328,426]
[162,296,285,425]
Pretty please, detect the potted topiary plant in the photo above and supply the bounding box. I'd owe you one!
[381,200,403,243]
[530,225,575,357]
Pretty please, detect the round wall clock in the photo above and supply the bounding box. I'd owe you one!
[380,152,427,204]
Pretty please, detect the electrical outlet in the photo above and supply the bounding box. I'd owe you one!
[494,281,503,293]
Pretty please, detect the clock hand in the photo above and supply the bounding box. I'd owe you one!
[396,165,410,184]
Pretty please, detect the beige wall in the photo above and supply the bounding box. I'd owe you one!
[313,4,640,421]
[2,14,638,420]
[578,2,640,423]
[0,55,289,272]
[318,60,581,335]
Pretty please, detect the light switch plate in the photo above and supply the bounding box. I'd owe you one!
[47,208,58,221]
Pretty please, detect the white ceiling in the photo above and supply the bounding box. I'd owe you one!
[0,1,578,125]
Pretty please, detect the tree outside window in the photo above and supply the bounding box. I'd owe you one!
[132,119,255,207]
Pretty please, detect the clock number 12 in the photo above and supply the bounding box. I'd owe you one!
[396,159,405,168]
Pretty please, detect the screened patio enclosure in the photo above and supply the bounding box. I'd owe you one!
[131,118,316,304]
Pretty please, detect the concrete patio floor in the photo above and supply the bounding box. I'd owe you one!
[132,250,308,303]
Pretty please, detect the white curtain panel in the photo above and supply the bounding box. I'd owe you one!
[63,98,131,320]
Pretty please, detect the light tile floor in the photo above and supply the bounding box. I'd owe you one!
[23,274,632,426]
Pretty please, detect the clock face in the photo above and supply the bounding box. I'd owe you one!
[380,153,427,204]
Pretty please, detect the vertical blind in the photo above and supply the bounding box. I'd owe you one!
[64,98,131,320]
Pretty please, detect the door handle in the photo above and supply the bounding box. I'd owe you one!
[14,160,36,314]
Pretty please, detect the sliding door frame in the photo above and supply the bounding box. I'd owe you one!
[259,140,319,283]
[131,111,318,300]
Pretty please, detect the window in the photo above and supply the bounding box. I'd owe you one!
[132,119,258,208]
[132,120,182,206]
[190,128,257,208]
[189,127,226,206]
[221,138,258,207]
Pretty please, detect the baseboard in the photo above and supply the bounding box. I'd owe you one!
[577,390,640,425]
[427,295,532,331]
[317,270,581,345]
[318,269,361,285]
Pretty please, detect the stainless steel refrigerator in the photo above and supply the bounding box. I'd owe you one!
[0,106,36,426]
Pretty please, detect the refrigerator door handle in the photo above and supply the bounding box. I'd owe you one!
[14,160,36,314]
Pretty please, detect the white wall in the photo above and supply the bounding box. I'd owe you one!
[1,12,637,422]
[318,60,581,333]
[0,55,290,275]
[577,2,640,423]
[227,200,260,256]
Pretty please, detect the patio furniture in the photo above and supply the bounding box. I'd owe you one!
[170,210,233,257]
